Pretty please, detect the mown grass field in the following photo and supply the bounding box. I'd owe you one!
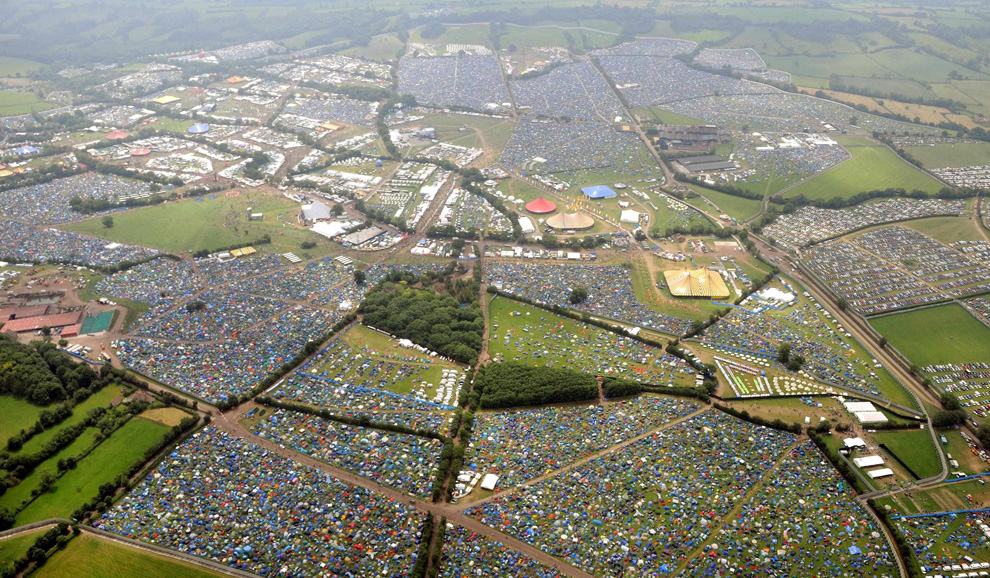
[903,142,990,169]
[498,23,616,50]
[63,191,337,258]
[873,429,942,480]
[785,138,944,201]
[0,396,46,446]
[36,533,227,578]
[903,214,985,244]
[15,416,171,525]
[334,324,453,397]
[870,303,990,367]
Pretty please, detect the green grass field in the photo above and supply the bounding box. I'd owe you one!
[415,112,515,157]
[0,527,45,575]
[903,214,985,244]
[785,139,944,201]
[63,191,337,258]
[0,56,45,77]
[16,416,171,524]
[903,142,990,169]
[873,429,942,480]
[36,533,227,578]
[0,428,103,514]
[342,33,404,61]
[870,304,990,367]
[688,185,763,222]
[0,90,55,117]
[0,396,47,446]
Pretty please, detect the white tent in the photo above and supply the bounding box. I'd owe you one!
[845,401,877,413]
[868,468,894,479]
[620,209,642,224]
[855,411,889,425]
[853,455,885,468]
[480,473,499,491]
[843,437,867,449]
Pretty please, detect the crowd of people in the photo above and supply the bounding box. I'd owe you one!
[510,61,624,122]
[252,408,443,497]
[440,524,560,577]
[96,427,424,577]
[0,172,154,225]
[489,297,697,387]
[764,199,966,249]
[399,55,508,111]
[466,410,797,575]
[499,118,646,173]
[487,262,691,335]
[0,219,158,269]
[684,441,897,576]
[465,395,702,489]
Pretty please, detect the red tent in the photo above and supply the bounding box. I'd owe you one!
[525,197,557,214]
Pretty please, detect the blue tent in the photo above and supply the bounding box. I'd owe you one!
[188,123,210,134]
[13,145,39,156]
[848,545,862,556]
[581,185,617,199]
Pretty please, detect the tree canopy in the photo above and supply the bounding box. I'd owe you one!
[359,283,483,365]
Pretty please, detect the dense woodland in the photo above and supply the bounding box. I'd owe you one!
[474,362,598,409]
[359,282,483,365]
[0,335,98,406]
